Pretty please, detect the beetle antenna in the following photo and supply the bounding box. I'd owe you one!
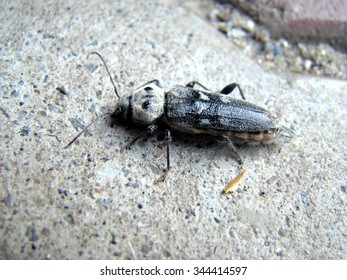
[91,51,120,99]
[64,112,112,148]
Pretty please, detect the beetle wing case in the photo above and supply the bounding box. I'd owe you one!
[164,85,277,135]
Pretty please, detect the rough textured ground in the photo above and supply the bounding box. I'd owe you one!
[0,0,346,259]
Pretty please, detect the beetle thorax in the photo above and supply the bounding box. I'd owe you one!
[112,84,165,125]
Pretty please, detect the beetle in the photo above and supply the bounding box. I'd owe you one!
[66,52,292,193]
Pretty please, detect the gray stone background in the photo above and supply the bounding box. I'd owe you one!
[0,0,346,259]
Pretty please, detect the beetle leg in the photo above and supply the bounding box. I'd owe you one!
[120,123,158,152]
[224,136,244,167]
[222,136,246,193]
[279,125,294,139]
[186,81,210,91]
[164,129,172,171]
[220,83,245,100]
[154,129,172,183]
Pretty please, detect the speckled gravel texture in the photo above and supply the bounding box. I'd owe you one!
[0,0,346,259]
[185,0,347,80]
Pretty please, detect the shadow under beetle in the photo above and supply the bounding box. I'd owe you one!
[65,52,292,193]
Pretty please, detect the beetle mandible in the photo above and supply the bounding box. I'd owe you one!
[66,52,292,193]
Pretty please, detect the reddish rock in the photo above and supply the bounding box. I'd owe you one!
[225,0,347,47]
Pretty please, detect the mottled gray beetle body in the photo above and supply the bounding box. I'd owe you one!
[113,81,279,144]
[67,52,291,192]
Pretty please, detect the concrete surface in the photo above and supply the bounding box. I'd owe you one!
[0,0,346,259]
